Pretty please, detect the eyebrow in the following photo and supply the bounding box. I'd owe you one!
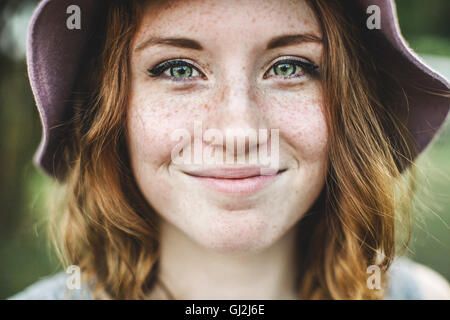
[135,33,322,52]
[135,37,203,52]
[266,34,323,49]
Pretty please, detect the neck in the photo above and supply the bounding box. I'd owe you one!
[152,218,300,300]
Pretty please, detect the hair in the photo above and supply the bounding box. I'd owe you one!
[48,0,418,299]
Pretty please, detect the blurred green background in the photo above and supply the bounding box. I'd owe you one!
[0,0,449,299]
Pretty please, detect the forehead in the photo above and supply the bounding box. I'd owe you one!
[135,0,321,46]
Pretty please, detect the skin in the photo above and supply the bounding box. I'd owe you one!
[127,0,328,299]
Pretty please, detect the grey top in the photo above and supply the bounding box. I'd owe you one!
[7,257,450,300]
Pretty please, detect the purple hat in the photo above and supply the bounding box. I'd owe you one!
[27,0,449,179]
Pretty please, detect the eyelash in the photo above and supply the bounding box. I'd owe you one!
[263,58,319,79]
[147,57,319,82]
[147,59,202,82]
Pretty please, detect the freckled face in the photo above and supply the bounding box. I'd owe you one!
[127,0,328,253]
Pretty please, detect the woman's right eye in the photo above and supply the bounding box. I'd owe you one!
[147,59,203,81]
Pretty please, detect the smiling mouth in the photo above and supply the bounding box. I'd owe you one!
[184,168,287,195]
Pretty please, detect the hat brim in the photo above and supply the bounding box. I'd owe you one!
[27,0,105,179]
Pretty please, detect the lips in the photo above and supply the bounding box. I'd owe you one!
[184,167,286,195]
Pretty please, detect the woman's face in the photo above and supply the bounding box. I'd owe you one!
[127,0,328,253]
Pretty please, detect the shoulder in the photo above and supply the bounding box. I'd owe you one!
[7,272,94,300]
[384,257,450,300]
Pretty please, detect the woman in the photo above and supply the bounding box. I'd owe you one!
[9,0,450,299]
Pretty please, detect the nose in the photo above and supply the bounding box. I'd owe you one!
[204,74,269,163]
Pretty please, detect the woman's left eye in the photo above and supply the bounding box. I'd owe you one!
[147,59,202,81]
[264,58,318,79]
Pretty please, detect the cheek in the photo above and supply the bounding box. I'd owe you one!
[262,86,328,161]
[127,89,203,167]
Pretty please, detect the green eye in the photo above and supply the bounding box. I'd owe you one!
[169,65,193,79]
[148,59,201,81]
[273,63,296,76]
[264,58,319,79]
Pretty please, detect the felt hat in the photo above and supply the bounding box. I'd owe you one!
[27,0,449,179]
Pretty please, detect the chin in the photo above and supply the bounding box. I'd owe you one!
[186,211,282,255]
